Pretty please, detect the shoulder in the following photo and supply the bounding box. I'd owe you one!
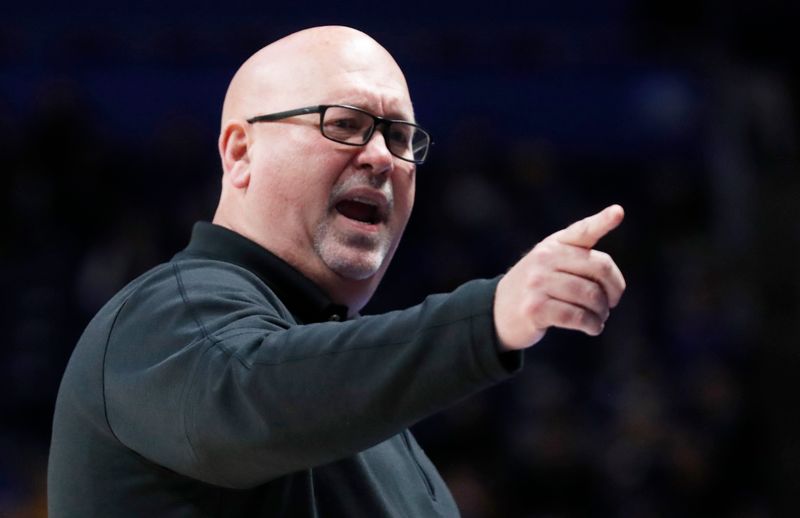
[171,257,278,302]
[109,257,294,341]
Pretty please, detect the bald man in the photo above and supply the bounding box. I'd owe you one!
[48,27,625,517]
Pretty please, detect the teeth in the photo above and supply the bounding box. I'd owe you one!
[348,196,378,207]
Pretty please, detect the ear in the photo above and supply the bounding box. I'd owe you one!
[219,120,251,189]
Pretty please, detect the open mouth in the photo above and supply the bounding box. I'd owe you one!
[335,198,383,225]
[334,193,389,225]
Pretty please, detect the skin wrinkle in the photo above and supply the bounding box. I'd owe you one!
[213,26,417,315]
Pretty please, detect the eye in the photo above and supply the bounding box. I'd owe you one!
[323,109,373,142]
[329,117,359,130]
[325,116,361,133]
[389,126,412,147]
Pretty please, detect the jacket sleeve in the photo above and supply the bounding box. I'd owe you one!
[103,260,522,489]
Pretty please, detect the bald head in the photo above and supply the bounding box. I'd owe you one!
[221,26,412,127]
[213,26,419,313]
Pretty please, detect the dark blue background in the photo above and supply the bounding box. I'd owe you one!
[2,1,798,516]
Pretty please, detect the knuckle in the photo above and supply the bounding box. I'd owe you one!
[532,241,556,261]
[581,312,603,335]
[585,283,606,307]
[526,270,547,289]
[595,250,611,262]
[526,294,548,316]
[572,219,593,241]
[599,258,613,276]
[559,305,582,326]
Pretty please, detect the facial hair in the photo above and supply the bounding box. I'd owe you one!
[313,172,395,280]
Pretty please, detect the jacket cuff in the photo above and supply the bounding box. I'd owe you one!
[466,276,524,381]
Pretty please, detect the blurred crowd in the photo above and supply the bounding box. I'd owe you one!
[2,2,800,516]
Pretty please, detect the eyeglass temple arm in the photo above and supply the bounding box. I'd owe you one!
[246,106,323,124]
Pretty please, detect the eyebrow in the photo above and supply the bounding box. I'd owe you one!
[330,96,415,122]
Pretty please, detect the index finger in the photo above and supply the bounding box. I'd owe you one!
[550,204,625,249]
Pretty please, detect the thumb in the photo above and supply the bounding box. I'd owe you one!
[551,204,625,249]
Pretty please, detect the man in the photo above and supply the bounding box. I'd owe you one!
[48,26,625,517]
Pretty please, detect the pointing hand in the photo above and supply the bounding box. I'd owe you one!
[493,205,626,351]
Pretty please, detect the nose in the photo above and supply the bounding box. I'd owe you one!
[355,128,394,176]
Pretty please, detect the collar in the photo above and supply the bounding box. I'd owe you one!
[174,222,349,324]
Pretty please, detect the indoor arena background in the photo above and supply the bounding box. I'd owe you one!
[2,2,799,516]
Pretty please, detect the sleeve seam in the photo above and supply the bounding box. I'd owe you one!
[182,337,241,488]
[171,263,231,484]
[101,297,132,447]
[173,262,210,340]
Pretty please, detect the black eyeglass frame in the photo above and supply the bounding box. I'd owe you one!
[246,104,431,164]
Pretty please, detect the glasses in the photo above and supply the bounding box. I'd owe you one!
[247,104,431,164]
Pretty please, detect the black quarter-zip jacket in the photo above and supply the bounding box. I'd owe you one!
[48,222,522,517]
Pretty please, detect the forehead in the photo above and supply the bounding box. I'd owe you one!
[320,76,415,121]
[240,31,416,121]
[285,36,414,119]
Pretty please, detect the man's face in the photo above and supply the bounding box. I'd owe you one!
[241,42,417,296]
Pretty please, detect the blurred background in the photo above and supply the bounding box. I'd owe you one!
[2,1,799,516]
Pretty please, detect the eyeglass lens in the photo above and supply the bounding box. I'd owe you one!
[321,106,428,162]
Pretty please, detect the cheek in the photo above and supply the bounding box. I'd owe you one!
[253,143,340,210]
[393,171,416,225]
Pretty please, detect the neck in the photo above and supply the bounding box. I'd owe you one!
[212,210,379,315]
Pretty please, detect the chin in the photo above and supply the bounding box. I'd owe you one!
[315,244,399,315]
[323,251,385,281]
[315,225,396,280]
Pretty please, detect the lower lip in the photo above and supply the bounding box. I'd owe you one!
[335,211,383,233]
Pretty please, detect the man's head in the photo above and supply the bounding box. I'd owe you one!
[213,26,421,314]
